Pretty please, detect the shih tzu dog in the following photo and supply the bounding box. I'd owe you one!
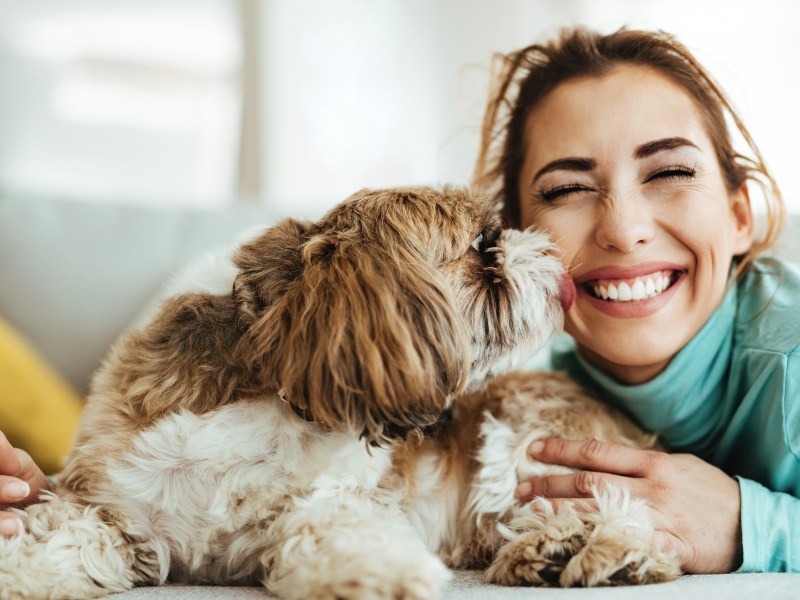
[0,186,679,600]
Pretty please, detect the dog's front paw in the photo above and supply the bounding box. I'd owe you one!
[558,488,681,587]
[0,497,137,600]
[486,501,586,587]
[0,532,56,600]
[559,524,680,587]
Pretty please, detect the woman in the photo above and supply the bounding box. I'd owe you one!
[3,26,797,576]
[473,27,797,574]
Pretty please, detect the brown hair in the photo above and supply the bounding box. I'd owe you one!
[473,27,785,273]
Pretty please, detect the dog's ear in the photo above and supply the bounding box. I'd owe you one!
[253,233,470,445]
[232,218,313,323]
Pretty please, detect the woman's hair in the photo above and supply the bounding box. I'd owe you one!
[473,27,786,272]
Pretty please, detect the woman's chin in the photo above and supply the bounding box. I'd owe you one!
[572,334,679,385]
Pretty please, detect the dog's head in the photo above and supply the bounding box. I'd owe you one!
[233,186,563,445]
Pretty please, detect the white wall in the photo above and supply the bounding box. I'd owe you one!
[258,0,800,219]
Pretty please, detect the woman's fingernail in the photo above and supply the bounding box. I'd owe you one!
[515,482,532,498]
[531,498,548,513]
[528,440,544,455]
[4,481,30,500]
[0,518,20,538]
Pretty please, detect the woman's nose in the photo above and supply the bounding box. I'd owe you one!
[593,193,656,252]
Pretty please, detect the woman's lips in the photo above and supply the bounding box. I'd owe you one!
[573,262,686,284]
[571,263,687,318]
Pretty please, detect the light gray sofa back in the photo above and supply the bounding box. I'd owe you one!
[0,196,276,393]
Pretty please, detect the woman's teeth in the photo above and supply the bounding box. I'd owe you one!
[591,271,674,302]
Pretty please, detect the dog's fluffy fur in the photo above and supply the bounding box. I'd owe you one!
[0,186,679,599]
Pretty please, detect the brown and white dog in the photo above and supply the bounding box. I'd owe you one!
[0,186,679,599]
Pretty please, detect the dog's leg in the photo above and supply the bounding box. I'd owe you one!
[264,492,451,600]
[486,501,587,586]
[558,486,681,586]
[0,493,151,600]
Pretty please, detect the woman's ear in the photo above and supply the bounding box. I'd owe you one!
[730,183,754,255]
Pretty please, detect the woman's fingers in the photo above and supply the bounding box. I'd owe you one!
[0,433,32,538]
[0,513,22,538]
[0,475,31,505]
[527,438,664,477]
[516,470,637,501]
[0,432,23,478]
[516,438,664,501]
[531,496,598,514]
[0,431,49,510]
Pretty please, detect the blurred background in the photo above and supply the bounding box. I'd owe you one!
[1,0,798,218]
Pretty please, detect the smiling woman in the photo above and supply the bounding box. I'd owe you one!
[518,65,754,384]
[474,27,799,575]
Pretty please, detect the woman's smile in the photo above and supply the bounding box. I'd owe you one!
[571,263,687,318]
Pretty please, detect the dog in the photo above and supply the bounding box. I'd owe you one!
[0,186,679,599]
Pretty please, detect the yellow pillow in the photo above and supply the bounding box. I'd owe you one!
[0,318,83,475]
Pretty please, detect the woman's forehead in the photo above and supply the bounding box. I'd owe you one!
[522,65,710,162]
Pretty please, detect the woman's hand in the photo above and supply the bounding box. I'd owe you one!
[0,431,49,538]
[515,438,742,574]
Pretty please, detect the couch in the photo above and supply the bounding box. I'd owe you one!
[1,195,798,598]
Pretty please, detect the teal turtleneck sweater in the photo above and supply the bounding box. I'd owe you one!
[550,256,800,573]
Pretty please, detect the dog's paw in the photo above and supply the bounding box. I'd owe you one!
[556,486,681,587]
[0,533,51,600]
[0,499,135,600]
[486,501,586,587]
[559,521,680,587]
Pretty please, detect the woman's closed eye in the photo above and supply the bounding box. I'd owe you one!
[538,182,594,202]
[644,165,696,184]
[535,164,696,202]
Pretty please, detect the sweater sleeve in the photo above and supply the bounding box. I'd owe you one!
[735,347,800,573]
[737,477,800,572]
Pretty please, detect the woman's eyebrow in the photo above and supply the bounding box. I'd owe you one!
[530,137,700,184]
[532,157,596,183]
[633,137,700,159]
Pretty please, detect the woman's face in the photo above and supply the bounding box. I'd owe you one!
[518,65,753,384]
